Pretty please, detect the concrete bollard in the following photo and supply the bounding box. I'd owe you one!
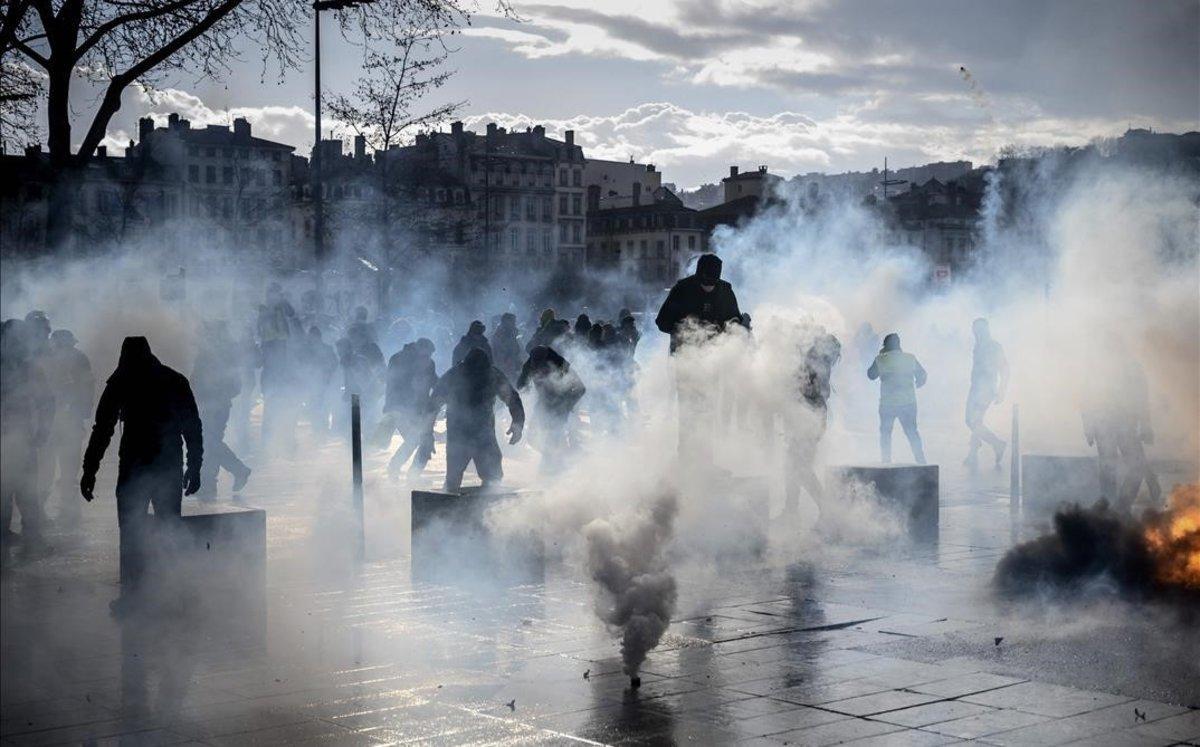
[410,487,543,585]
[828,464,939,543]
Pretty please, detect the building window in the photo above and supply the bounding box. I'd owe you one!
[572,169,582,187]
[559,222,568,242]
[558,194,568,215]
[188,146,198,157]
[688,234,696,249]
[509,197,520,220]
[526,197,536,221]
[454,189,464,205]
[673,235,681,252]
[543,229,552,251]
[510,228,519,251]
[436,188,447,203]
[222,166,233,184]
[571,194,582,215]
[188,164,199,182]
[572,223,582,243]
[542,197,552,222]
[559,168,568,186]
[205,147,215,157]
[657,241,665,258]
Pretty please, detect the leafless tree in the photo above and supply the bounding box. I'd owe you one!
[2,0,504,247]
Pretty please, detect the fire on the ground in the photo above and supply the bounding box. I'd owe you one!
[1143,483,1200,590]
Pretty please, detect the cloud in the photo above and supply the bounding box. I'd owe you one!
[494,0,1200,121]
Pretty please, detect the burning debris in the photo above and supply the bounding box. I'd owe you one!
[585,493,679,686]
[994,483,1200,596]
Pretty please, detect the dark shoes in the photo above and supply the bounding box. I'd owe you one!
[232,467,252,493]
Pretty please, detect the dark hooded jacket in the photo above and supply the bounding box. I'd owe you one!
[384,341,438,414]
[517,346,586,417]
[655,275,742,352]
[83,337,203,488]
[430,347,523,441]
[452,321,493,367]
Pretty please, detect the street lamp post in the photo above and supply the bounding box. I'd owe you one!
[311,0,375,269]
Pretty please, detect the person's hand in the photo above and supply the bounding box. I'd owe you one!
[80,473,96,503]
[507,422,524,445]
[184,472,202,496]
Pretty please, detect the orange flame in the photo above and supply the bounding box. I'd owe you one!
[1143,483,1200,590]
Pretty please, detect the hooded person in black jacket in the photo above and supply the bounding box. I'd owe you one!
[655,254,745,463]
[384,338,438,480]
[452,320,493,367]
[517,345,586,474]
[1,319,55,555]
[655,253,743,353]
[429,348,524,492]
[81,337,203,613]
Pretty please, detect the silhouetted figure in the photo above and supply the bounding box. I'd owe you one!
[1,319,54,556]
[655,253,744,463]
[783,328,841,518]
[191,321,251,500]
[258,285,302,455]
[491,313,523,384]
[429,348,524,492]
[1082,352,1160,513]
[346,306,376,346]
[81,337,203,615]
[525,309,558,354]
[338,324,385,439]
[384,338,438,480]
[965,318,1009,469]
[299,326,338,440]
[574,314,593,341]
[518,346,586,474]
[23,311,54,511]
[868,333,927,464]
[452,320,493,366]
[655,253,742,353]
[44,329,94,524]
[617,314,641,357]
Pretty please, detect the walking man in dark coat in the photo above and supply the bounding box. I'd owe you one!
[81,337,203,615]
[429,348,524,492]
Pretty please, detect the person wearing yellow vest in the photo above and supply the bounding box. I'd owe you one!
[867,333,927,464]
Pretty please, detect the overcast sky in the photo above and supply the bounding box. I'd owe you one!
[93,0,1200,188]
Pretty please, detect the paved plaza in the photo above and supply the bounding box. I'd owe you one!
[2,430,1198,746]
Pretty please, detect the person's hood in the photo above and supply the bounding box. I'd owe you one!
[468,320,486,336]
[109,336,161,383]
[696,253,722,283]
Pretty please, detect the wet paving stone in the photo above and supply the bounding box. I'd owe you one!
[3,445,1197,745]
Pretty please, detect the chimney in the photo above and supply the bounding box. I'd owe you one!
[730,165,739,177]
[168,113,180,129]
[486,122,498,138]
[647,164,656,173]
[451,120,464,136]
[233,117,251,139]
[632,181,642,207]
[354,134,366,159]
[565,129,575,147]
[533,124,545,138]
[138,117,154,142]
[415,133,429,146]
[96,145,107,158]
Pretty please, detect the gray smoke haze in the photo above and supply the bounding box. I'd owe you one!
[584,492,679,679]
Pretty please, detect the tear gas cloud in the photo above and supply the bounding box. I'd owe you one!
[2,147,1197,678]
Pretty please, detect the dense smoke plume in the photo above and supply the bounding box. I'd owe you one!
[994,483,1200,597]
[584,492,679,680]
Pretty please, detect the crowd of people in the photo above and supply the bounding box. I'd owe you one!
[0,253,1163,602]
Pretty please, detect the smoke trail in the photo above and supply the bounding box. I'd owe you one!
[958,65,994,117]
[584,492,679,680]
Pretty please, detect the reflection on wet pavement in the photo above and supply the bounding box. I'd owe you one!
[2,443,1198,746]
